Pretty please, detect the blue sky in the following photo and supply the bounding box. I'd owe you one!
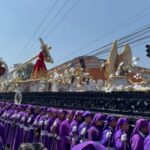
[0,0,150,70]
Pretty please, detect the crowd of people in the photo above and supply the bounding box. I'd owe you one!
[0,102,149,150]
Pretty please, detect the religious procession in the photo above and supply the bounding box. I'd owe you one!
[0,0,150,150]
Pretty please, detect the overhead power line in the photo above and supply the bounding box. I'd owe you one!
[14,0,59,63]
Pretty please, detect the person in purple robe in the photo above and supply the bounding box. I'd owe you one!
[33,106,47,143]
[88,113,106,141]
[6,105,20,148]
[23,105,35,142]
[51,109,67,150]
[70,110,83,149]
[0,122,5,150]
[114,117,130,150]
[71,141,106,150]
[39,107,51,145]
[131,119,149,150]
[45,108,58,150]
[26,105,40,143]
[59,110,74,150]
[144,122,150,150]
[78,111,93,143]
[101,115,117,149]
[12,105,28,150]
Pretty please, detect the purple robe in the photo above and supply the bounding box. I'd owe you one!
[33,114,42,143]
[6,110,18,148]
[39,114,49,145]
[144,122,150,150]
[71,141,106,150]
[12,111,26,150]
[51,109,66,150]
[114,118,130,150]
[88,113,106,141]
[69,110,83,149]
[59,110,74,150]
[78,111,93,143]
[45,108,58,149]
[0,122,5,149]
[101,115,116,147]
[131,119,149,150]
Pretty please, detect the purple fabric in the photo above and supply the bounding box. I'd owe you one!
[88,113,106,141]
[45,108,58,149]
[114,129,128,150]
[101,115,116,147]
[114,118,129,150]
[59,119,72,150]
[0,122,5,147]
[144,123,150,150]
[104,115,116,129]
[71,141,106,150]
[115,117,128,132]
[144,135,150,150]
[91,113,106,125]
[131,119,149,138]
[69,111,83,149]
[131,119,149,150]
[52,110,66,150]
[12,111,26,150]
[82,111,93,118]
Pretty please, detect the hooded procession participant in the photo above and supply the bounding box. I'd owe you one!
[45,108,58,150]
[51,109,67,150]
[78,111,93,143]
[24,105,40,143]
[144,122,150,150]
[114,117,130,150]
[131,119,149,150]
[88,113,106,141]
[0,121,5,150]
[33,106,47,143]
[101,115,117,149]
[39,107,52,146]
[70,110,83,149]
[12,105,28,150]
[59,110,74,150]
[71,141,106,150]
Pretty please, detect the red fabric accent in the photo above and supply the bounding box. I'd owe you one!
[33,51,47,76]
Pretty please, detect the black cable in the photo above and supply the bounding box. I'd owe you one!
[14,0,59,63]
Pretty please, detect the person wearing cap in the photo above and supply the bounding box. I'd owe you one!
[144,122,150,150]
[71,141,106,150]
[70,111,83,149]
[78,111,93,143]
[88,113,106,141]
[131,119,149,150]
[101,115,117,149]
[114,117,130,150]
